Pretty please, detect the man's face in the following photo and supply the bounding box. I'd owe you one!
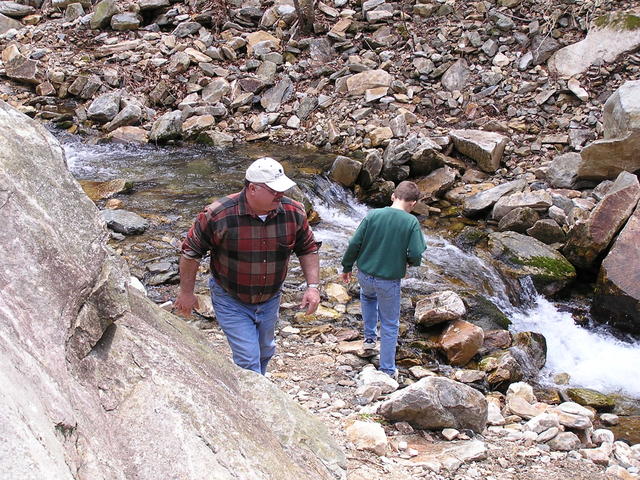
[247,183,284,214]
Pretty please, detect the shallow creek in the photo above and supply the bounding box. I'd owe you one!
[63,136,640,405]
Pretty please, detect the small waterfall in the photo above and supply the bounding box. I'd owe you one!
[308,179,640,399]
[510,297,640,398]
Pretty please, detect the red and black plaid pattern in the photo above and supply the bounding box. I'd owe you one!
[181,190,319,304]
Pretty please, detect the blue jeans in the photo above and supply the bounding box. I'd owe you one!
[357,271,401,376]
[209,277,281,375]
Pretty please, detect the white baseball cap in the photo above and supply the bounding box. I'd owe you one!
[245,157,296,192]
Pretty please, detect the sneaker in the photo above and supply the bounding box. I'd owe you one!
[383,370,399,382]
[363,338,377,351]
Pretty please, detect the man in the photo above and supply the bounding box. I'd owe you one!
[174,157,321,375]
[341,181,426,379]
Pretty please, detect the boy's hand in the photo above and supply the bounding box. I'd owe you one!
[341,272,352,283]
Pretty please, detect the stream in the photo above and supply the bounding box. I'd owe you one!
[62,136,640,401]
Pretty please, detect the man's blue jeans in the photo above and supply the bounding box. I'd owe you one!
[209,277,281,375]
[357,271,401,376]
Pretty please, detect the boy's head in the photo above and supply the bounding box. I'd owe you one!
[393,181,421,202]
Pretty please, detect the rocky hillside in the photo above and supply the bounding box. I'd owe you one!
[1,0,638,150]
[5,0,638,329]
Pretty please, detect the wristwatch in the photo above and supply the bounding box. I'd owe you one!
[306,283,320,289]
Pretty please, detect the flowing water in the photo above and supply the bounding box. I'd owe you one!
[62,136,640,400]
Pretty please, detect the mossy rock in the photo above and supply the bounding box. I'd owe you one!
[462,293,511,330]
[567,387,616,411]
[488,231,576,295]
[593,13,640,31]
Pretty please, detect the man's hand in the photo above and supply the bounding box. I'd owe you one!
[300,287,320,315]
[174,291,199,317]
[341,272,352,283]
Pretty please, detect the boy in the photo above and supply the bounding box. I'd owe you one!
[341,181,426,378]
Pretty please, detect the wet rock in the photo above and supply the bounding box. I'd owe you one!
[79,178,131,202]
[563,171,640,270]
[449,129,508,173]
[511,331,546,372]
[379,376,488,433]
[488,231,576,296]
[567,388,616,411]
[414,290,466,328]
[357,150,383,189]
[101,209,149,235]
[592,202,640,333]
[329,155,362,187]
[603,79,640,139]
[439,320,484,366]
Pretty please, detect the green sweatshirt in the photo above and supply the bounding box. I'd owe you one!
[341,206,426,280]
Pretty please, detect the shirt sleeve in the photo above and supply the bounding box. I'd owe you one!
[406,219,426,267]
[341,216,368,273]
[293,206,321,257]
[181,210,214,259]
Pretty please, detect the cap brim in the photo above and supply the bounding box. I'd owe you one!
[266,176,296,192]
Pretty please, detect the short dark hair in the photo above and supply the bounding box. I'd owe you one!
[394,181,420,202]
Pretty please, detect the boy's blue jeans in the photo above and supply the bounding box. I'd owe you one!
[209,277,281,375]
[357,271,401,376]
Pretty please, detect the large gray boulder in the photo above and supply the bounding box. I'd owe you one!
[592,202,640,334]
[548,11,640,78]
[0,100,345,479]
[563,171,640,270]
[378,377,488,433]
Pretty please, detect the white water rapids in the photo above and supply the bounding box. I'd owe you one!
[306,178,640,399]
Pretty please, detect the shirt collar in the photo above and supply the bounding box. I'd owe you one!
[238,188,284,219]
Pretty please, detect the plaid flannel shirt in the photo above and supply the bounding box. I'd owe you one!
[181,190,319,304]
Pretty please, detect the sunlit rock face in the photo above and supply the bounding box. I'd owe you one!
[0,100,345,480]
